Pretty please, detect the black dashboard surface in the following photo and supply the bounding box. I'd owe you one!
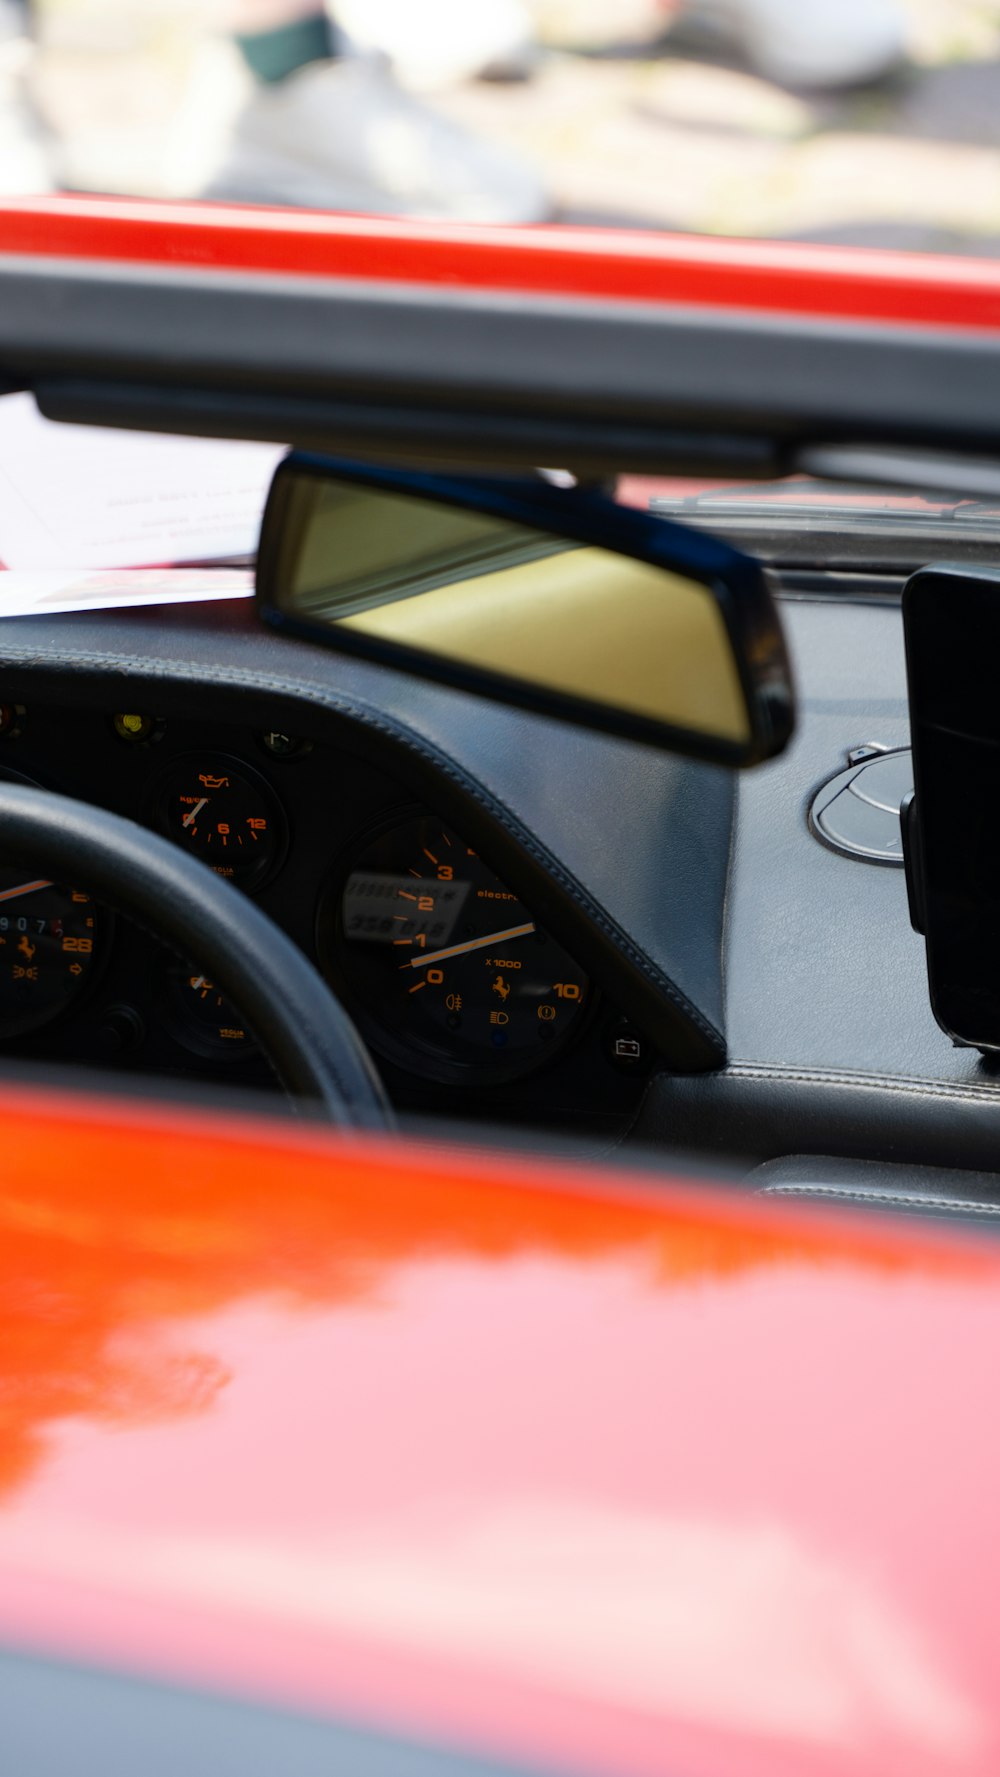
[1,588,998,1168]
[0,602,689,1138]
[636,592,1000,1172]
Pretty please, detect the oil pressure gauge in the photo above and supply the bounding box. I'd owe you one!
[153,755,286,891]
[321,812,590,1084]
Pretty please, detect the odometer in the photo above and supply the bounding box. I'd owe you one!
[0,874,100,1038]
[323,813,590,1083]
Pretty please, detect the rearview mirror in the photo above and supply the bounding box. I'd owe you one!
[255,456,794,766]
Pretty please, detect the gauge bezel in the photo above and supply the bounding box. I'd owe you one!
[0,882,106,1042]
[146,751,288,894]
[317,805,595,1087]
[0,767,112,1041]
[156,950,261,1063]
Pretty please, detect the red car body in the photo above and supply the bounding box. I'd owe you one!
[1,199,999,1776]
[2,1079,999,1777]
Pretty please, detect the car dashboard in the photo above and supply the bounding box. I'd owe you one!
[0,596,658,1142]
[3,578,1000,1180]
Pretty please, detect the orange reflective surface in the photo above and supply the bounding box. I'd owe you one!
[1,1080,999,1777]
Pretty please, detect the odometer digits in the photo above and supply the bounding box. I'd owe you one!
[0,875,99,1038]
[324,814,590,1083]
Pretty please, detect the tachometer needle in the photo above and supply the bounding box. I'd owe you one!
[0,878,53,903]
[183,798,209,828]
[405,921,535,970]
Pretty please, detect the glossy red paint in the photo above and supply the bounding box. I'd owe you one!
[4,195,1000,331]
[0,1081,998,1777]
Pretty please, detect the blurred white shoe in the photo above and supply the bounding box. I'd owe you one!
[686,0,906,88]
[335,0,536,90]
[205,54,550,222]
[28,2,247,198]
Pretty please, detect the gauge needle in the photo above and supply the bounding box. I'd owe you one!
[0,878,53,903]
[183,798,208,828]
[405,921,535,969]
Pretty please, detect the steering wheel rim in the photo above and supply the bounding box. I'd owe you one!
[0,782,392,1128]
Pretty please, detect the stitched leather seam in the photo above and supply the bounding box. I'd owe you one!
[0,645,725,1052]
[761,1183,1000,1214]
[727,1062,1000,1104]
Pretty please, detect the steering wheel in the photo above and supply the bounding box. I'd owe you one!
[0,782,392,1128]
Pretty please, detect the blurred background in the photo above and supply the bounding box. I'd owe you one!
[2,0,1000,251]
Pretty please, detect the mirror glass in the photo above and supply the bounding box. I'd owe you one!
[264,473,752,748]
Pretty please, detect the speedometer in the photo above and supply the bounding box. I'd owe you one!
[0,873,100,1038]
[321,812,590,1083]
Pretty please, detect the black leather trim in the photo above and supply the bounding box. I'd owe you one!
[747,1154,1000,1223]
[0,605,731,1068]
[631,1060,1000,1172]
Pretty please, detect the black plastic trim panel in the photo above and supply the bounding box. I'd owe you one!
[1,1648,555,1777]
[2,259,1000,468]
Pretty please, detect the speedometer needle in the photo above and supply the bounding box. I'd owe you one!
[0,878,53,903]
[404,921,535,969]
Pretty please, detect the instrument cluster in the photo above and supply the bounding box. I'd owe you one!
[0,699,651,1127]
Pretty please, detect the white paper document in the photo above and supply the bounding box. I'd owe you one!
[0,569,253,618]
[0,394,284,570]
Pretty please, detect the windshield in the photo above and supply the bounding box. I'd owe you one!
[618,475,1000,575]
[1,416,997,611]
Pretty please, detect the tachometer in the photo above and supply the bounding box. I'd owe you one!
[322,813,590,1083]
